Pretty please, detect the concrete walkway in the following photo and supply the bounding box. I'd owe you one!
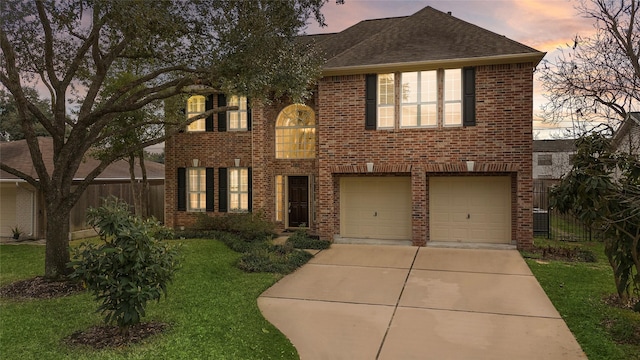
[258,244,587,359]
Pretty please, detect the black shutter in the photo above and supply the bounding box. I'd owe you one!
[217,94,227,132]
[218,167,228,212]
[246,98,252,131]
[463,67,476,127]
[248,167,253,212]
[177,168,186,211]
[205,95,214,131]
[365,74,377,130]
[205,168,214,212]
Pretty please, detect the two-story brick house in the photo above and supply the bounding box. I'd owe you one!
[165,7,545,249]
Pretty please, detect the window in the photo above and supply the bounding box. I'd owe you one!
[227,96,248,130]
[369,68,473,129]
[400,71,437,128]
[229,168,249,211]
[443,69,462,126]
[377,74,395,129]
[186,95,206,132]
[275,175,284,222]
[275,104,316,159]
[187,168,206,211]
[538,154,552,166]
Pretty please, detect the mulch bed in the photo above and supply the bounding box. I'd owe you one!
[0,276,169,349]
[524,245,597,262]
[64,322,169,349]
[0,276,84,299]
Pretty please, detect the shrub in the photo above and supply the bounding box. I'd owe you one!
[285,229,331,250]
[191,212,276,242]
[237,244,313,274]
[69,197,180,335]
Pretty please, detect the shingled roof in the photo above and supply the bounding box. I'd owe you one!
[533,139,576,153]
[0,137,164,182]
[306,6,545,76]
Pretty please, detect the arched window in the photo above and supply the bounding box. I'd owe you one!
[275,104,316,159]
[186,95,206,131]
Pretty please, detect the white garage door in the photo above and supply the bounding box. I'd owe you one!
[340,177,412,241]
[430,176,511,244]
[0,185,17,237]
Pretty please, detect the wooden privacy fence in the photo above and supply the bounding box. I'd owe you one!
[69,181,164,232]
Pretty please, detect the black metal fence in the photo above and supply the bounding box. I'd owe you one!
[533,179,602,242]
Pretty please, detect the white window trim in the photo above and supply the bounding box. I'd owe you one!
[229,168,249,212]
[377,73,395,130]
[379,69,464,129]
[227,95,248,131]
[443,69,463,127]
[400,71,438,129]
[275,104,316,159]
[186,95,206,132]
[187,167,206,212]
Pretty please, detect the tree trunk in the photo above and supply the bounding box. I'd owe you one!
[44,204,72,279]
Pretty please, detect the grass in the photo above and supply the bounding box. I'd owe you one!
[525,237,640,360]
[0,239,299,360]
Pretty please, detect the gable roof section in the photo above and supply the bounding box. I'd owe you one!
[309,6,545,76]
[613,112,640,145]
[533,139,576,153]
[0,137,164,182]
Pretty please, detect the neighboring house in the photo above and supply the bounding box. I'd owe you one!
[0,137,165,239]
[613,112,640,156]
[532,139,576,180]
[164,7,545,249]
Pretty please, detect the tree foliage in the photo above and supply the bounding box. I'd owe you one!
[551,127,640,306]
[0,89,50,141]
[539,0,640,128]
[69,197,179,335]
[0,0,327,278]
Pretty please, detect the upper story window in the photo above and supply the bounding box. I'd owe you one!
[186,95,206,132]
[275,104,316,159]
[377,74,395,129]
[443,69,462,126]
[400,71,437,128]
[227,96,248,131]
[187,167,206,211]
[538,154,553,166]
[367,68,473,130]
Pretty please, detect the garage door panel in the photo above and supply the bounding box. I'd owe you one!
[341,177,412,241]
[430,176,511,244]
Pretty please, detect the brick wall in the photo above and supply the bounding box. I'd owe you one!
[165,62,534,249]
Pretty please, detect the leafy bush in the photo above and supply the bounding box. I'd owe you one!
[192,212,276,242]
[238,244,313,274]
[69,197,180,335]
[285,229,331,250]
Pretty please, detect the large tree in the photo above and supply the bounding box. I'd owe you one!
[0,0,326,279]
[539,0,640,128]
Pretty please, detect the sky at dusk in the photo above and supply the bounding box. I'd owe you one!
[306,0,596,139]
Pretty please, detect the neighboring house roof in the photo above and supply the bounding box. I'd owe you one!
[306,6,546,76]
[612,112,640,146]
[533,139,576,153]
[0,137,164,182]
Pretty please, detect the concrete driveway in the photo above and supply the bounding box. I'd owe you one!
[258,244,587,359]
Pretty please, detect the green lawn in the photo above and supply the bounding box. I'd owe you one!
[525,238,640,360]
[0,239,298,360]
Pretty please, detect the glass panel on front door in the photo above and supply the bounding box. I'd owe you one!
[288,176,309,227]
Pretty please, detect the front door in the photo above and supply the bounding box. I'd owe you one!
[288,176,309,227]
